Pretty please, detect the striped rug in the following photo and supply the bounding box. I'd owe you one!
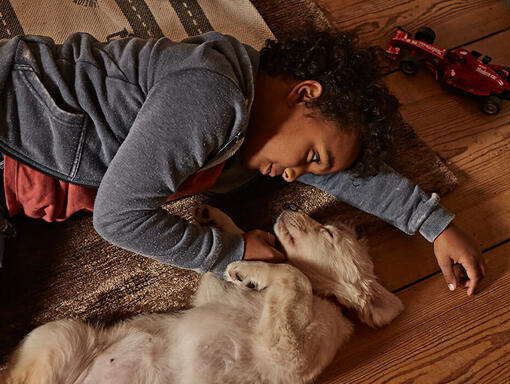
[0,0,273,49]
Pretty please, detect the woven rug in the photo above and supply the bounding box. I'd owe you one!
[0,0,457,364]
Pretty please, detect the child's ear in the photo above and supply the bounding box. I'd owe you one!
[288,80,323,104]
[297,89,309,103]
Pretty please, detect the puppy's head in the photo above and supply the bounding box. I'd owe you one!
[273,210,371,286]
[274,210,404,327]
[273,210,344,257]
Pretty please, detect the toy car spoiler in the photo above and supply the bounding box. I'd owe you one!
[385,28,409,59]
[385,27,446,60]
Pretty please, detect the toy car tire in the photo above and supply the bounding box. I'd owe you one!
[502,66,510,80]
[481,95,502,115]
[482,56,492,64]
[399,55,420,75]
[414,27,436,44]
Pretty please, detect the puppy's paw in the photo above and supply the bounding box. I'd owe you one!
[226,261,271,291]
[192,204,244,234]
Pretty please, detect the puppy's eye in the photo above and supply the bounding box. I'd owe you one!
[322,227,334,238]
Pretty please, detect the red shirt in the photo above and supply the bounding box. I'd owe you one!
[3,155,225,222]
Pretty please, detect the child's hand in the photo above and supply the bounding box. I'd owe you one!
[433,223,486,296]
[242,230,286,263]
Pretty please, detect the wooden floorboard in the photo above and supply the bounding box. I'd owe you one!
[317,241,510,384]
[318,0,510,48]
[361,27,510,291]
[313,0,510,382]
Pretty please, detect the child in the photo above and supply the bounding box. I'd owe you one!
[0,29,484,295]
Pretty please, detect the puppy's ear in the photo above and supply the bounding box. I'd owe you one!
[357,281,404,328]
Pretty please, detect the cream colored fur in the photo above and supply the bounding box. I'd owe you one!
[2,205,403,384]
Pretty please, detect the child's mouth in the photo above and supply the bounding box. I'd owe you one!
[268,164,278,177]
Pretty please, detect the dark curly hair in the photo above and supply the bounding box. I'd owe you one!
[259,28,402,177]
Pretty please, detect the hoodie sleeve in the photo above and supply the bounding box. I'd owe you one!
[93,70,246,276]
[297,161,455,242]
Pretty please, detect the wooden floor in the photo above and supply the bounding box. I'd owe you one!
[313,1,510,383]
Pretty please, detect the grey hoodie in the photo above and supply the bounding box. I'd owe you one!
[0,32,453,276]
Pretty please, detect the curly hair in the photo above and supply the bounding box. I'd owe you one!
[259,28,402,177]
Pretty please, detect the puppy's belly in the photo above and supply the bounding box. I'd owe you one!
[77,332,167,384]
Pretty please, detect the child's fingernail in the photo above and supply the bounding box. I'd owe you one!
[448,283,455,291]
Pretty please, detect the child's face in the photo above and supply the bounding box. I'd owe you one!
[241,104,360,182]
[241,74,360,182]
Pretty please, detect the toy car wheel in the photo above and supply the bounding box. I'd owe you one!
[502,66,510,80]
[400,55,420,75]
[414,27,436,44]
[481,95,502,115]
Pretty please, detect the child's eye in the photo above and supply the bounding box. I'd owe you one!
[311,152,320,163]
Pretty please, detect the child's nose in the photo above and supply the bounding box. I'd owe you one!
[282,168,294,182]
[282,167,302,182]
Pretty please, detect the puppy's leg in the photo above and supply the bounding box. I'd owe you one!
[226,261,351,381]
[4,319,96,384]
[227,261,314,341]
[191,205,247,306]
[193,272,232,307]
[192,204,244,234]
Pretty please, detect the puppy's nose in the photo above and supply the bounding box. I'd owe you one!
[286,203,301,212]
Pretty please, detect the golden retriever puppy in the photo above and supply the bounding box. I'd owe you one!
[2,205,403,384]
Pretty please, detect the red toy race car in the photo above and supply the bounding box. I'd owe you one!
[385,27,510,115]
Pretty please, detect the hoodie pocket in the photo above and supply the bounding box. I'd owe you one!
[16,66,85,126]
[11,65,87,179]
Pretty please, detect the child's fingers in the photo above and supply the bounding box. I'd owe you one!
[270,248,286,263]
[257,244,285,263]
[265,232,276,246]
[461,256,484,295]
[465,268,482,296]
[242,230,286,263]
[263,233,286,262]
[466,281,475,296]
[437,257,457,291]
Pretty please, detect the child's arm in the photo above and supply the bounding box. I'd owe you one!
[297,161,485,295]
[93,71,250,277]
